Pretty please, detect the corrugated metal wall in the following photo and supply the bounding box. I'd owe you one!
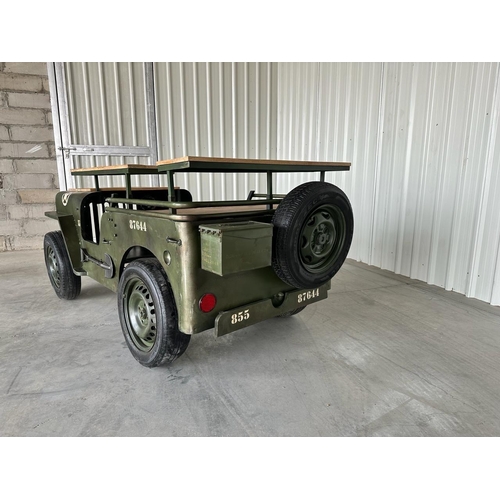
[154,62,277,200]
[63,62,155,189]
[65,62,149,148]
[60,62,278,199]
[277,62,500,306]
[277,63,383,265]
[56,61,500,305]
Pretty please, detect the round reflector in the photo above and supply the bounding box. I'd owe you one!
[199,293,217,313]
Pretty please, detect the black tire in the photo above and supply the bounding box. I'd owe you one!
[272,181,353,289]
[44,231,81,300]
[278,306,306,318]
[117,258,190,367]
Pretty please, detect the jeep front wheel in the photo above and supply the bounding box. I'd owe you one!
[117,258,190,367]
[44,231,81,300]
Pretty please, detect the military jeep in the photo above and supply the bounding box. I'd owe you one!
[44,156,353,367]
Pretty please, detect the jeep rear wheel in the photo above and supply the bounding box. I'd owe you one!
[272,182,354,289]
[118,258,190,367]
[44,231,81,300]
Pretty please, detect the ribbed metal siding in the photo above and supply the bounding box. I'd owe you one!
[277,62,383,266]
[154,62,278,200]
[61,62,278,197]
[277,62,500,306]
[64,62,154,190]
[65,62,149,148]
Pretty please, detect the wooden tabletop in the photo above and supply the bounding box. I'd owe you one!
[70,157,351,176]
[71,164,157,176]
[156,156,351,173]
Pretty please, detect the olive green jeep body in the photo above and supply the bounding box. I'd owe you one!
[44,157,353,367]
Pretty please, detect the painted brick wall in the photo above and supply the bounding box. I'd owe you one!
[0,62,59,251]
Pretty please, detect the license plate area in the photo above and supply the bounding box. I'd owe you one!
[214,282,330,337]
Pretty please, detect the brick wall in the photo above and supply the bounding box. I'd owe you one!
[0,62,59,251]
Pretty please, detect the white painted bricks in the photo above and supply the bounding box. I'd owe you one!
[0,62,58,251]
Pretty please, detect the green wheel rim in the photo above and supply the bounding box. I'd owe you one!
[46,246,60,289]
[299,204,346,274]
[123,277,157,352]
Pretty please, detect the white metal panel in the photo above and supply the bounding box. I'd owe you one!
[277,62,322,193]
[277,62,383,266]
[276,62,500,306]
[57,62,157,190]
[443,63,499,297]
[470,63,500,305]
[55,61,500,305]
[154,62,278,201]
[55,62,278,198]
[65,62,149,148]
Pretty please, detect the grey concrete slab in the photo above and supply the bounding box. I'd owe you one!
[1,251,500,436]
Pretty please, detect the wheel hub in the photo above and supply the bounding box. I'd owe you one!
[46,246,60,288]
[312,222,336,254]
[138,303,148,324]
[124,279,157,351]
[299,205,346,273]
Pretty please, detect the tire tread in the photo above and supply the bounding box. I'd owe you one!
[118,258,190,367]
[44,230,81,300]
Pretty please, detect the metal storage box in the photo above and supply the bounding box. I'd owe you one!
[199,221,273,276]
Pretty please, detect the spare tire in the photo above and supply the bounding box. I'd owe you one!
[272,181,353,289]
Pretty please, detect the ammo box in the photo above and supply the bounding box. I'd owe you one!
[199,221,273,276]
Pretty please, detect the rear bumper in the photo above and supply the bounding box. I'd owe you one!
[214,281,330,337]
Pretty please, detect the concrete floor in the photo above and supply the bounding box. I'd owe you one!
[1,250,500,436]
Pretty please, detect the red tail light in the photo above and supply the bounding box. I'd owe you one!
[199,293,217,313]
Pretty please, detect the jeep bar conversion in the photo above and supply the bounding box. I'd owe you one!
[44,156,353,367]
